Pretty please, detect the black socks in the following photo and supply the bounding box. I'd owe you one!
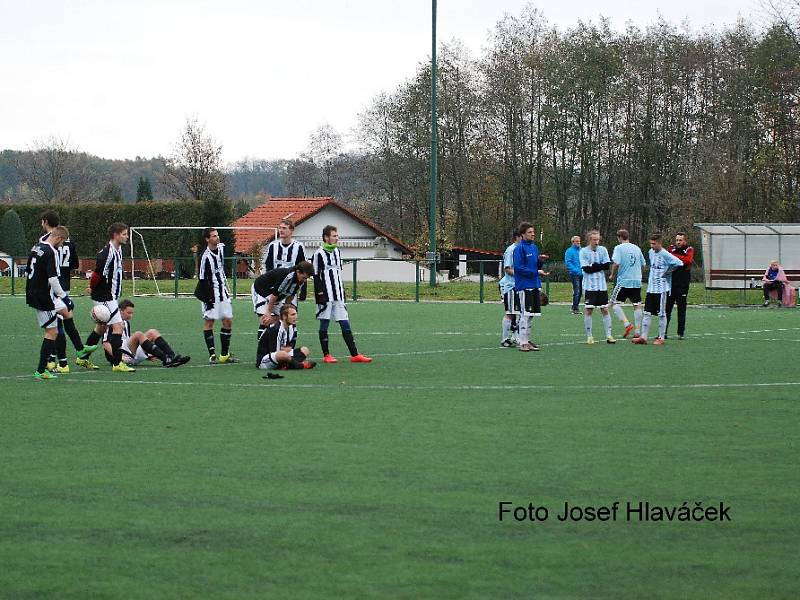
[220,328,232,356]
[342,330,358,356]
[86,329,101,348]
[56,332,67,366]
[38,338,56,373]
[204,330,216,357]
[318,331,330,355]
[62,317,84,351]
[141,339,165,361]
[109,333,123,366]
[153,336,174,359]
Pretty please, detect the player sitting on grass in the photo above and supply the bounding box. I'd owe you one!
[312,225,372,364]
[101,299,190,368]
[256,304,316,371]
[26,226,98,380]
[84,222,135,372]
[633,233,684,345]
[251,261,314,339]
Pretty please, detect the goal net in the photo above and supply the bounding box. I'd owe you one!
[129,226,277,297]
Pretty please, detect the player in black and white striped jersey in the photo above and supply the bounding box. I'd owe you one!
[263,218,308,307]
[86,222,134,372]
[37,210,95,372]
[198,227,238,364]
[312,225,372,363]
[256,304,315,371]
[101,299,189,368]
[251,261,314,340]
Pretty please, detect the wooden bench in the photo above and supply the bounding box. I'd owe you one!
[709,269,800,286]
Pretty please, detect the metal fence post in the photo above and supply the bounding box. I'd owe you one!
[174,256,179,298]
[11,255,16,296]
[352,259,358,301]
[232,257,237,298]
[415,261,420,302]
[479,260,484,303]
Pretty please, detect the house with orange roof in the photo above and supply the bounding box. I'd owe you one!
[232,197,427,282]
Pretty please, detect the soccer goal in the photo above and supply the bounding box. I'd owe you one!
[129,226,277,297]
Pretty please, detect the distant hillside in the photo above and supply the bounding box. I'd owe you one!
[0,150,289,203]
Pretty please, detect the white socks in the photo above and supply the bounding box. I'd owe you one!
[502,316,511,341]
[634,308,643,332]
[658,314,668,339]
[584,315,593,336]
[602,314,612,337]
[518,316,531,345]
[641,313,652,339]
[612,304,629,325]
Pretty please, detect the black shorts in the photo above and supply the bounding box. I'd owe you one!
[611,284,641,304]
[584,290,609,308]
[644,292,668,315]
[502,289,520,314]
[517,289,541,316]
[292,348,307,363]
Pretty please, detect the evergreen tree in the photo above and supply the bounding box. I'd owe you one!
[136,176,153,202]
[0,209,28,258]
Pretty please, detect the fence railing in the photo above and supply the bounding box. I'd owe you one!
[0,255,794,305]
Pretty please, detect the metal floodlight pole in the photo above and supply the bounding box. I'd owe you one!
[429,0,438,287]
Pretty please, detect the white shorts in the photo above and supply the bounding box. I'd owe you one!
[94,300,123,325]
[35,305,62,328]
[251,286,290,317]
[258,352,281,370]
[202,298,233,321]
[502,289,519,315]
[316,301,349,321]
[122,340,149,366]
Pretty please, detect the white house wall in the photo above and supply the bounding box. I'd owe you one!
[292,205,406,260]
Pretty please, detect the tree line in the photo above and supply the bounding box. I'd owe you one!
[2,8,798,255]
[350,10,800,251]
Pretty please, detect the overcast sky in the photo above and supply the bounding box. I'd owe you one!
[0,0,762,163]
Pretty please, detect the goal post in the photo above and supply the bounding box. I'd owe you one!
[129,226,277,297]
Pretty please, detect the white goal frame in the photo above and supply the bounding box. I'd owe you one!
[129,226,277,297]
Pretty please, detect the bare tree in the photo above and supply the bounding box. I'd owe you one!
[162,118,226,201]
[306,124,343,193]
[761,0,800,47]
[16,136,97,203]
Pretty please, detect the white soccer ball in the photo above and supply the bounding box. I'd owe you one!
[91,304,112,324]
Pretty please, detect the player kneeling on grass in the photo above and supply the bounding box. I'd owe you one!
[26,226,99,380]
[101,299,190,368]
[257,304,316,370]
[633,233,684,346]
[312,225,372,364]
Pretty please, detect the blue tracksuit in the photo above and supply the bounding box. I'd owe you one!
[513,239,542,291]
[564,245,583,276]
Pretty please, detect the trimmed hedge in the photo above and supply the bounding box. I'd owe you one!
[0,201,222,259]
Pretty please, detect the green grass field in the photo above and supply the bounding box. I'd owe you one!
[1,294,798,598]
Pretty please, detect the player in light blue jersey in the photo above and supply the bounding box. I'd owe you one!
[498,230,520,347]
[633,233,685,345]
[579,230,615,344]
[609,229,646,338]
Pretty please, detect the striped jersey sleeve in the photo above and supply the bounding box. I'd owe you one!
[580,246,609,292]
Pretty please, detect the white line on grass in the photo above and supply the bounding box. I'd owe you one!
[16,378,800,392]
